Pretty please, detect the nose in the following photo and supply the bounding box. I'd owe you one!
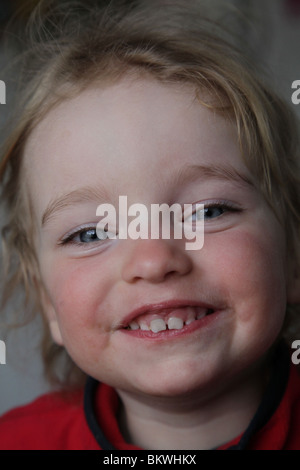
[121,239,193,284]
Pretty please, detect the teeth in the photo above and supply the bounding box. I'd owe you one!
[139,321,150,331]
[167,317,184,330]
[150,318,167,333]
[185,317,196,325]
[185,308,196,325]
[127,307,213,332]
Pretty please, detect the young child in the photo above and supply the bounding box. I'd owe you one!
[0,0,300,450]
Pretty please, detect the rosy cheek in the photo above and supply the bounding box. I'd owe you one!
[44,262,113,362]
[203,226,287,319]
[41,258,97,328]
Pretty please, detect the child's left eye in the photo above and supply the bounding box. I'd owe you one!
[203,206,226,220]
[187,201,240,223]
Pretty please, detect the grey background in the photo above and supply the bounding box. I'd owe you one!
[0,0,300,416]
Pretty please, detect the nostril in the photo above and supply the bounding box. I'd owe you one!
[121,239,193,284]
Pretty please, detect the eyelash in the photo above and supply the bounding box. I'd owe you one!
[187,200,241,222]
[58,200,241,247]
[58,225,102,247]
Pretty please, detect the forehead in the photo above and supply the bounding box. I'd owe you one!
[23,76,246,215]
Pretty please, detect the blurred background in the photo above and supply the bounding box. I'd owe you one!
[0,0,300,415]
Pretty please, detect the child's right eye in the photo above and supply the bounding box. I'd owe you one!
[59,226,112,247]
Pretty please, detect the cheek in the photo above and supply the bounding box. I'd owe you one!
[43,260,118,375]
[203,226,287,330]
[40,256,114,341]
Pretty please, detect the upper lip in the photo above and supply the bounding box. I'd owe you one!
[118,299,221,329]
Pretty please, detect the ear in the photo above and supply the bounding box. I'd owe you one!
[48,318,64,347]
[35,278,64,346]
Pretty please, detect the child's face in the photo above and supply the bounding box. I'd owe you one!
[24,77,295,398]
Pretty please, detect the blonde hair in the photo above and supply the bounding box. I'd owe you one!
[1,0,300,387]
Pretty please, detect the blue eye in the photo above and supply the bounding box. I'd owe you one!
[78,228,100,243]
[203,206,226,220]
[59,226,111,247]
[189,201,240,223]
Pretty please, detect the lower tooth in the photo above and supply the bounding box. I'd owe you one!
[168,317,184,330]
[196,309,207,320]
[185,317,196,325]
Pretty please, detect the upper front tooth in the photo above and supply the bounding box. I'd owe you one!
[150,318,167,333]
[129,321,139,330]
[168,317,184,330]
[140,321,150,331]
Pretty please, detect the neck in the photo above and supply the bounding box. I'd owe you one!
[116,363,270,450]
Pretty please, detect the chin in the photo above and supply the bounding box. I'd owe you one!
[128,361,224,400]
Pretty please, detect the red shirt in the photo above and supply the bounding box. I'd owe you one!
[0,343,299,450]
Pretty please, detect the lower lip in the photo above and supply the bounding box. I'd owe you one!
[119,310,223,341]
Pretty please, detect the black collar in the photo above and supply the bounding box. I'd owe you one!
[84,342,290,450]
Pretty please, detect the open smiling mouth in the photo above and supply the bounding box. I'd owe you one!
[121,305,217,335]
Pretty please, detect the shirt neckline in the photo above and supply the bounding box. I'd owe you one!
[84,341,290,450]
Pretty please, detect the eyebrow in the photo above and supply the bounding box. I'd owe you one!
[173,163,254,189]
[41,164,253,228]
[41,186,111,227]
